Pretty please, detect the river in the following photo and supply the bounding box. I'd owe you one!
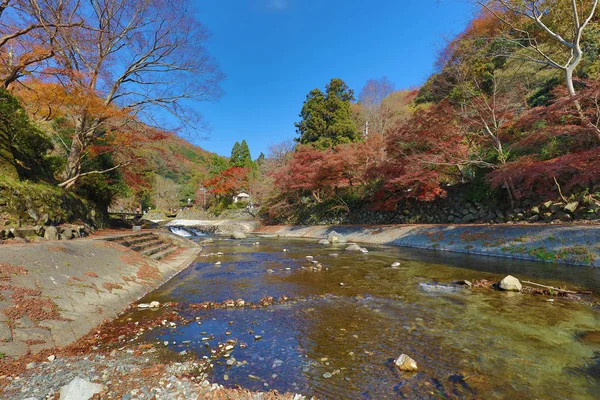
[128,235,600,399]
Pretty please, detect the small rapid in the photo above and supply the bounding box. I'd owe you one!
[169,226,207,238]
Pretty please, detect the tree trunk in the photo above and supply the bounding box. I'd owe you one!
[64,133,84,180]
[63,116,101,181]
[565,68,577,99]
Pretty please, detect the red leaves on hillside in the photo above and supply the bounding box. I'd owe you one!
[380,101,469,203]
[488,148,600,200]
[271,135,388,203]
[487,82,600,199]
[204,167,249,196]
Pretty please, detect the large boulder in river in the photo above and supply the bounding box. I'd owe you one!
[395,354,418,372]
[231,232,246,239]
[345,243,362,251]
[499,275,522,292]
[327,231,347,244]
[318,239,330,245]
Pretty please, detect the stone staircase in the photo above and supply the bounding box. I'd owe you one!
[104,232,179,261]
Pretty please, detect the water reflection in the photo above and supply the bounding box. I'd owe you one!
[137,236,600,399]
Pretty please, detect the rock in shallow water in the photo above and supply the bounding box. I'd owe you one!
[499,275,522,291]
[327,231,348,244]
[395,354,418,372]
[318,239,330,245]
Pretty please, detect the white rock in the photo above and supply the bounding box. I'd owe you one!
[360,248,368,253]
[137,303,150,308]
[149,301,160,308]
[395,354,418,372]
[318,239,330,245]
[231,232,246,239]
[26,362,36,370]
[59,377,105,400]
[306,256,314,261]
[215,261,221,266]
[327,231,348,244]
[499,275,522,291]
[345,244,362,251]
[47,355,56,362]
[391,262,401,267]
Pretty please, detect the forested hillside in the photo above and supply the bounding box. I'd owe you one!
[0,0,224,224]
[2,0,599,228]
[253,1,600,224]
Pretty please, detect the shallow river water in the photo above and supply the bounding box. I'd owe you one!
[132,236,600,399]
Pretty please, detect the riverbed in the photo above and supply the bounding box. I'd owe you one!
[128,235,600,399]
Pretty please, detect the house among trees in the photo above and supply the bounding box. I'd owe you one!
[233,192,251,203]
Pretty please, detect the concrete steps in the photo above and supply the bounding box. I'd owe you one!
[150,245,178,261]
[141,242,173,257]
[130,239,164,252]
[104,232,181,261]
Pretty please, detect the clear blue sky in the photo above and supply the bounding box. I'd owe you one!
[190,0,476,158]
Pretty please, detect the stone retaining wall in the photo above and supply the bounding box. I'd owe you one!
[278,184,600,226]
[0,180,106,235]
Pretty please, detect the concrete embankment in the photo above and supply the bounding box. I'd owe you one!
[0,231,200,358]
[166,219,258,234]
[254,224,600,267]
